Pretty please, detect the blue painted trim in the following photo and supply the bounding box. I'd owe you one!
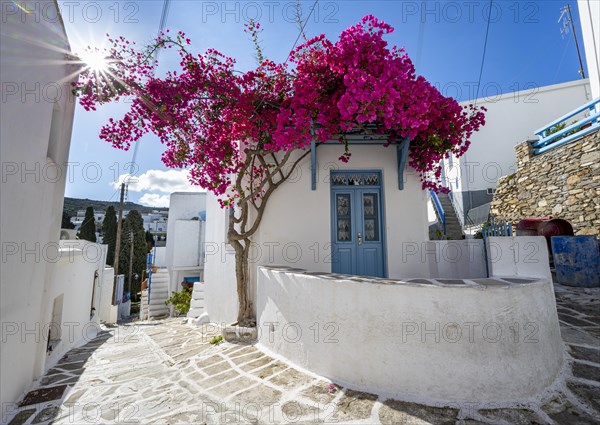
[397,137,411,190]
[378,170,389,278]
[310,137,412,190]
[429,190,446,236]
[533,112,600,147]
[534,122,600,154]
[311,140,317,191]
[534,97,599,137]
[330,170,387,278]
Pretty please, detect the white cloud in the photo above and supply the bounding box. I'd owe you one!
[138,193,171,208]
[112,169,205,193]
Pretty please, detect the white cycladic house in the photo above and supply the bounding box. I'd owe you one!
[441,78,592,226]
[203,144,431,325]
[0,0,109,415]
[164,192,207,292]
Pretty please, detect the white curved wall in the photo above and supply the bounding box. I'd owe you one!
[256,267,563,404]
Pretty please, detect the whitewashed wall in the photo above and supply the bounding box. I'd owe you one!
[256,267,563,405]
[38,241,107,373]
[0,0,78,410]
[99,267,117,324]
[254,145,429,278]
[165,192,207,292]
[153,246,167,268]
[203,193,239,325]
[578,0,600,100]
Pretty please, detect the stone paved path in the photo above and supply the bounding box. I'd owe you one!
[4,284,599,425]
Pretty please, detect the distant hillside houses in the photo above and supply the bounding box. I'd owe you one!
[71,209,169,241]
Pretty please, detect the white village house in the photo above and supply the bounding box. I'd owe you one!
[0,0,116,417]
[439,78,592,229]
[431,0,599,233]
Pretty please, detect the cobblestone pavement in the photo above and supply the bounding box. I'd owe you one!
[4,284,599,425]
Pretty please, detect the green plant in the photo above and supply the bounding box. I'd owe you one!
[210,335,223,345]
[545,120,579,139]
[165,288,192,316]
[474,221,492,239]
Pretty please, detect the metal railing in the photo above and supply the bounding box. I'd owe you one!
[482,216,513,238]
[429,190,446,236]
[448,191,475,229]
[533,97,600,155]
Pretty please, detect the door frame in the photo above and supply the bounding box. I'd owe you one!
[330,170,388,278]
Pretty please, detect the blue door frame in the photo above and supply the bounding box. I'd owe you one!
[330,171,387,278]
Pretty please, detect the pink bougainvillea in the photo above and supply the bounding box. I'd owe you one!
[74,16,485,201]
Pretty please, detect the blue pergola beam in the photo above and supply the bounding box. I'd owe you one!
[397,137,411,190]
[310,136,412,191]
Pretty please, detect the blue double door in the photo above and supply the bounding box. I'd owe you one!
[331,171,386,278]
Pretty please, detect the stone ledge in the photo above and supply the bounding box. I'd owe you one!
[260,265,546,289]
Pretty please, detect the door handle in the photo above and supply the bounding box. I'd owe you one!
[357,232,362,246]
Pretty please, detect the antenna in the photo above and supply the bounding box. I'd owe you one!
[558,4,586,79]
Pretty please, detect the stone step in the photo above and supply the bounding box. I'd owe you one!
[191,298,204,308]
[188,307,204,318]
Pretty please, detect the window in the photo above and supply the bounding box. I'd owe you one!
[46,103,62,164]
[336,194,352,241]
[47,295,63,352]
[487,188,497,195]
[363,193,379,241]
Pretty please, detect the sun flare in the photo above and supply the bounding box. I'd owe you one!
[80,49,109,73]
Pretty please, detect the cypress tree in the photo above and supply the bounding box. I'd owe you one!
[118,210,147,301]
[78,206,97,242]
[102,206,117,266]
[61,211,75,229]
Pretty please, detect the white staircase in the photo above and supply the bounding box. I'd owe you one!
[140,269,170,319]
[187,282,205,318]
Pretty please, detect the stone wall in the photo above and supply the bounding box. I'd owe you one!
[490,130,599,236]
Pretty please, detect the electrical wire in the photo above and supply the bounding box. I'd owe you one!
[474,0,493,105]
[128,0,171,177]
[285,0,319,65]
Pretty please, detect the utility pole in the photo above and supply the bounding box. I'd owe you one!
[559,4,586,79]
[112,183,125,305]
[128,230,134,300]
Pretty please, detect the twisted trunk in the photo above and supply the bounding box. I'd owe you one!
[227,148,310,326]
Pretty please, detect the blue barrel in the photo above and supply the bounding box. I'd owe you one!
[551,236,600,287]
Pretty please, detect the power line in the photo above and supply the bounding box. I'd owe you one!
[128,0,171,176]
[415,18,426,72]
[285,0,319,65]
[474,0,493,104]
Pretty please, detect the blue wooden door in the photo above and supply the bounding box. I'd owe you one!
[331,172,385,277]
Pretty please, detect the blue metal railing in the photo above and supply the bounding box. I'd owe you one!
[429,190,446,236]
[482,216,513,238]
[533,97,600,155]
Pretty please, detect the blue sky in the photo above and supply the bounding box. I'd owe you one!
[60,0,589,206]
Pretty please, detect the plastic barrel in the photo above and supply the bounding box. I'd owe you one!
[516,217,552,236]
[551,236,600,287]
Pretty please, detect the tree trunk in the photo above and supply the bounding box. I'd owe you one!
[227,149,310,327]
[232,239,254,326]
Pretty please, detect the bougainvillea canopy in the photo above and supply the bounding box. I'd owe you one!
[75,15,485,202]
